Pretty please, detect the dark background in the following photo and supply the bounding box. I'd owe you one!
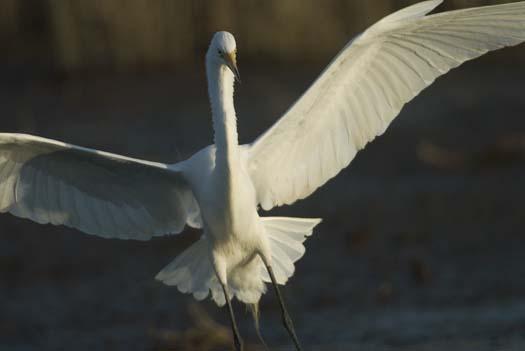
[1,1,525,350]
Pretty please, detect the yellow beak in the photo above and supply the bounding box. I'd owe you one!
[224,51,241,83]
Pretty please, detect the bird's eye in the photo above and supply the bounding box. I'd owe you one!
[218,50,222,55]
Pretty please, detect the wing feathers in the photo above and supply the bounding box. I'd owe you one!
[247,1,525,210]
[0,133,201,240]
[376,0,443,25]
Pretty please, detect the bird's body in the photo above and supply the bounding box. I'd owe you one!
[2,1,525,349]
[178,144,270,305]
[153,35,321,310]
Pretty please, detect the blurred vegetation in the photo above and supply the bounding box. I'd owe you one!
[1,0,524,72]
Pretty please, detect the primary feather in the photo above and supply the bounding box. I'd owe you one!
[247,0,525,210]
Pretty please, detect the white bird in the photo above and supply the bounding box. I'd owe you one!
[1,1,525,349]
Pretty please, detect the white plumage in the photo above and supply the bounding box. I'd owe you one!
[1,1,525,349]
[249,0,525,210]
[0,134,201,238]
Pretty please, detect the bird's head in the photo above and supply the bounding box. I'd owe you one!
[207,31,240,83]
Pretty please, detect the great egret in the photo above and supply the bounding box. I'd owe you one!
[1,0,525,350]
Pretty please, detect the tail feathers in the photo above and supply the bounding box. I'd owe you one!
[261,217,322,285]
[155,216,322,306]
[155,235,264,307]
[155,237,214,301]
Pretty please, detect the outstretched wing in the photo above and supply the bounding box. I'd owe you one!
[246,0,525,210]
[0,133,201,240]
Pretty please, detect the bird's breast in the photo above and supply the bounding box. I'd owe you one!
[200,159,259,243]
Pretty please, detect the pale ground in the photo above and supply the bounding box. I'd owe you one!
[1,52,525,350]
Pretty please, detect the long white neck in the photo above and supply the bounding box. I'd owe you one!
[207,59,239,168]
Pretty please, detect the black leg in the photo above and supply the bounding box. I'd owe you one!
[262,259,303,351]
[220,281,244,351]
